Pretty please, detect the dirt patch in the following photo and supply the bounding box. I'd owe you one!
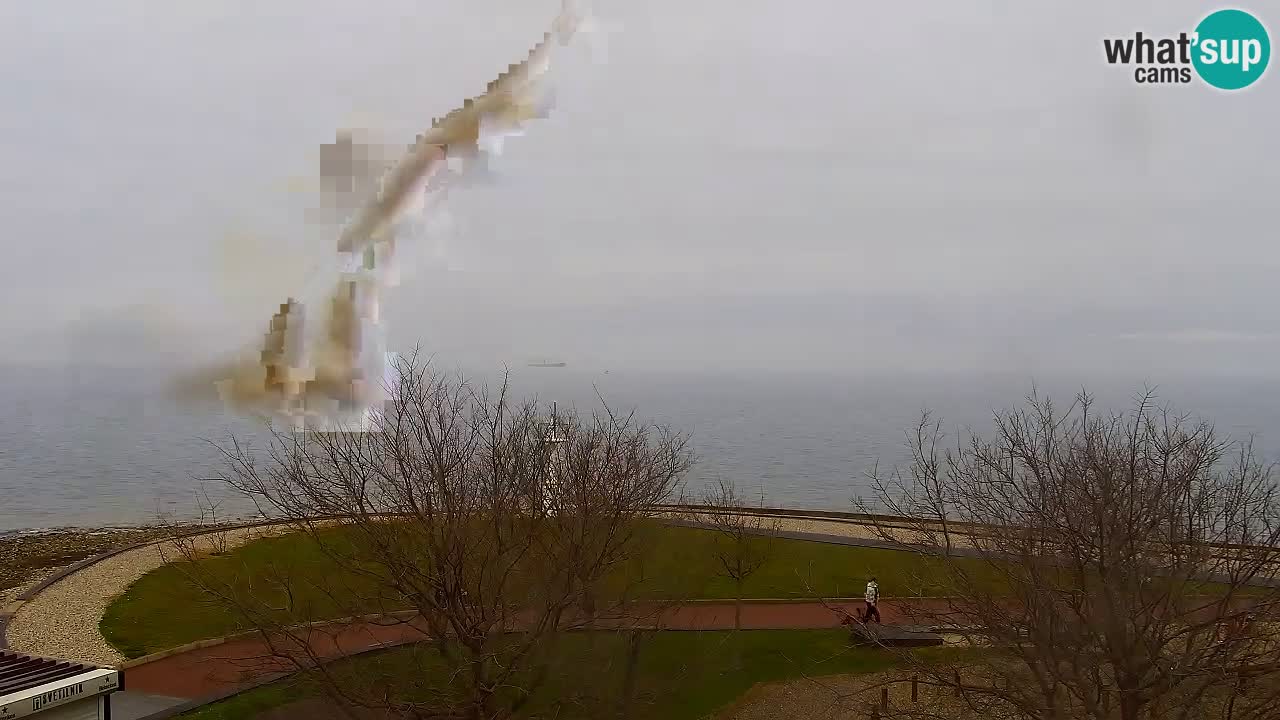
[255,697,391,720]
[718,669,977,720]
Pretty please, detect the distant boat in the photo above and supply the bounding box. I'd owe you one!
[527,360,567,368]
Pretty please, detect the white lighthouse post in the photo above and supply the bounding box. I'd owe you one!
[540,402,567,515]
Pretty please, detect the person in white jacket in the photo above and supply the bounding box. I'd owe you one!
[863,577,881,623]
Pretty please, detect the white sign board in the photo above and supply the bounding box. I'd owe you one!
[0,670,118,720]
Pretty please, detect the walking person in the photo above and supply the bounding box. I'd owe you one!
[863,576,881,623]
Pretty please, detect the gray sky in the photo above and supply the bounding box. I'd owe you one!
[1,0,1277,377]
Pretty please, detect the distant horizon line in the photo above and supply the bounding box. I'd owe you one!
[3,358,1280,386]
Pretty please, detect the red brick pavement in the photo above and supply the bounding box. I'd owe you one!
[122,594,1263,704]
[122,598,948,700]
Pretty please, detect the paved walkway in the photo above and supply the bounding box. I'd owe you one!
[121,599,938,703]
[111,690,189,719]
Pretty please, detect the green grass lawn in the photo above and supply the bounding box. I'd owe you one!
[102,522,991,658]
[180,629,958,720]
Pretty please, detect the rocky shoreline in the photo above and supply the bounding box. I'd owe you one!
[0,524,228,606]
[1,527,162,605]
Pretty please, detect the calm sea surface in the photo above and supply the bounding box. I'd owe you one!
[3,364,1279,532]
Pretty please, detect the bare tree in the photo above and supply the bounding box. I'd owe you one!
[154,480,233,562]
[175,352,693,720]
[859,389,1280,720]
[699,478,781,632]
[192,480,231,555]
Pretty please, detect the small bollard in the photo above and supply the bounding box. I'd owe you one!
[881,687,889,711]
[912,675,919,702]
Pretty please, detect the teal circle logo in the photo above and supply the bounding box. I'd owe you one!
[1192,9,1271,90]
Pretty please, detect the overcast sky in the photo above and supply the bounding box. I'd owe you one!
[1,0,1276,378]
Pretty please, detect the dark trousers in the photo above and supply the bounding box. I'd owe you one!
[863,602,880,623]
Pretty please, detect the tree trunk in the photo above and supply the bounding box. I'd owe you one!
[1118,683,1141,720]
[734,577,743,632]
[618,630,645,720]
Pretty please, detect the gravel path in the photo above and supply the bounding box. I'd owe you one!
[5,525,282,665]
[1,526,192,605]
[669,512,977,550]
[661,512,882,540]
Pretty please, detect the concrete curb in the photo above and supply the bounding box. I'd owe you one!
[1,539,173,651]
[119,637,234,670]
[1,541,169,651]
[656,504,962,534]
